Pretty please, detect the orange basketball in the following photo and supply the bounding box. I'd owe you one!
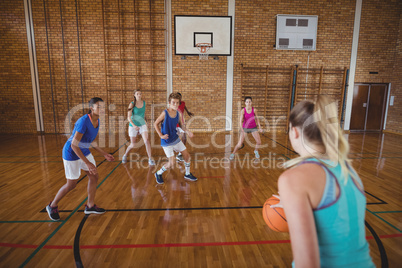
[262,196,289,232]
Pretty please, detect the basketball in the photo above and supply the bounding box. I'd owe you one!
[262,196,289,232]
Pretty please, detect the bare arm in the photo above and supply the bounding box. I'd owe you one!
[91,140,115,162]
[127,102,139,130]
[253,108,263,132]
[184,106,194,117]
[178,112,193,138]
[239,109,245,132]
[179,111,185,126]
[278,168,320,268]
[153,111,168,139]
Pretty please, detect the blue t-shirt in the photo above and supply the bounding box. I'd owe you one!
[62,114,100,161]
[160,109,180,147]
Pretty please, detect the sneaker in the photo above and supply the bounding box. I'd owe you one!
[155,173,164,184]
[229,154,235,160]
[254,150,260,159]
[184,173,197,182]
[122,155,127,163]
[176,154,184,162]
[46,204,60,221]
[148,159,156,166]
[84,204,106,214]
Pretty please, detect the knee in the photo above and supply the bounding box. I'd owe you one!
[166,158,175,168]
[89,175,99,183]
[67,182,77,191]
[182,152,190,162]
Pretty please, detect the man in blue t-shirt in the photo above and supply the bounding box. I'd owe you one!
[46,98,115,221]
[153,93,197,184]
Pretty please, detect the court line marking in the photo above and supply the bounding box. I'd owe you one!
[365,220,388,267]
[0,220,63,223]
[1,150,401,159]
[373,211,402,214]
[19,162,122,268]
[261,134,297,154]
[4,155,402,164]
[365,191,387,205]
[366,208,402,233]
[39,206,264,213]
[74,215,89,268]
[2,233,401,250]
[198,176,226,179]
[35,201,385,213]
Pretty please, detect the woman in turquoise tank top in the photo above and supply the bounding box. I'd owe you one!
[122,89,155,165]
[274,96,375,267]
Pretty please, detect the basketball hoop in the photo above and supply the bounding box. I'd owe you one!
[196,43,212,60]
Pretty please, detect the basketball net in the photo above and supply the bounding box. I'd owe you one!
[196,43,212,60]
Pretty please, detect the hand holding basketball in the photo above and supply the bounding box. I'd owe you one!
[262,195,288,232]
[270,194,283,208]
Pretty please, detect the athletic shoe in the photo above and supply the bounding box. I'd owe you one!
[122,155,127,163]
[148,159,156,166]
[184,173,197,182]
[176,154,184,162]
[84,204,106,214]
[155,173,164,184]
[229,154,235,160]
[46,204,60,221]
[254,150,260,159]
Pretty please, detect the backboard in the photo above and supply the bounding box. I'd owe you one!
[174,15,232,56]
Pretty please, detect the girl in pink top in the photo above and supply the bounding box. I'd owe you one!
[230,96,263,160]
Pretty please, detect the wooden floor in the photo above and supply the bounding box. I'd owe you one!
[0,132,401,267]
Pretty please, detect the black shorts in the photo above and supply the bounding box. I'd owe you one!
[244,128,258,133]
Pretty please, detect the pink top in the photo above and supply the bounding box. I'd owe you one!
[243,107,257,129]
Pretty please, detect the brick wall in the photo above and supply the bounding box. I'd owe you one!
[386,10,402,134]
[354,0,401,133]
[0,0,401,134]
[31,0,166,137]
[233,0,356,132]
[0,0,37,133]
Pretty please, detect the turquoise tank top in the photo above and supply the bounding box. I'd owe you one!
[129,100,146,127]
[292,158,375,268]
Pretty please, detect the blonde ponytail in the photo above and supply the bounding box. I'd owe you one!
[285,95,355,182]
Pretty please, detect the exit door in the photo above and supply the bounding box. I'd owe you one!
[350,84,388,131]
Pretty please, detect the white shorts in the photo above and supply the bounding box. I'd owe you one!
[128,125,148,137]
[162,141,186,158]
[63,153,96,180]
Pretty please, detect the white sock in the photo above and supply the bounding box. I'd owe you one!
[157,166,167,175]
[184,162,190,175]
